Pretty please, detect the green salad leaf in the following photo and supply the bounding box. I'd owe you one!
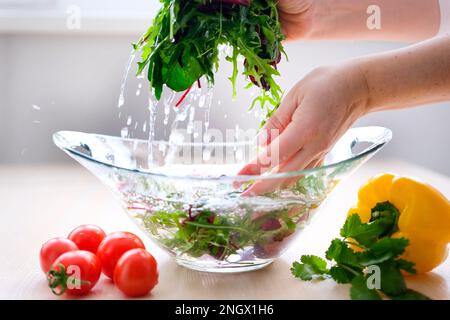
[134,0,286,117]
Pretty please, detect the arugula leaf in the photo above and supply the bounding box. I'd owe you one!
[291,255,329,281]
[136,0,286,117]
[144,205,298,261]
[350,275,382,300]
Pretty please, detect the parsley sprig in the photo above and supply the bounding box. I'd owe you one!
[291,202,431,300]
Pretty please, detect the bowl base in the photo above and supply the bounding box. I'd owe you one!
[175,257,274,273]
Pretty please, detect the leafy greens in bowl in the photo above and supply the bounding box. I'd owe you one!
[53,127,392,273]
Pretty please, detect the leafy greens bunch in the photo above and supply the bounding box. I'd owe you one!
[142,205,296,261]
[134,0,286,116]
[291,202,430,300]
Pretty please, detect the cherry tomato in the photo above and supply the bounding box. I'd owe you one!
[96,231,145,279]
[114,249,158,297]
[47,250,101,296]
[40,238,78,273]
[68,224,106,253]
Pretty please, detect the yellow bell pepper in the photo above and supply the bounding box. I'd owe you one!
[348,173,450,274]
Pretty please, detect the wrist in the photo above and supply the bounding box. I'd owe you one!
[305,0,367,40]
[332,62,372,118]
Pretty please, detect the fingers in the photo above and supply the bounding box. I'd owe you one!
[240,120,308,177]
[242,147,321,196]
[258,88,301,147]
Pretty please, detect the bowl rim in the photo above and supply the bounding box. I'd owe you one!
[53,126,392,182]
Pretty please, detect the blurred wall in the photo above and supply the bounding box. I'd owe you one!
[0,26,449,174]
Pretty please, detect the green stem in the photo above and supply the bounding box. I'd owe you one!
[337,263,362,277]
[184,221,250,234]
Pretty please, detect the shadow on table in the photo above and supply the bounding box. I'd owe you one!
[406,272,448,299]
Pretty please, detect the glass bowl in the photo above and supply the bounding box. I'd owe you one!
[53,126,392,273]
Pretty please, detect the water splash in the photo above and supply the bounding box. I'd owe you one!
[118,49,136,109]
[121,127,129,138]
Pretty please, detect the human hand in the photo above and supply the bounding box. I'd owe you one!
[277,0,315,40]
[277,0,439,42]
[239,63,370,194]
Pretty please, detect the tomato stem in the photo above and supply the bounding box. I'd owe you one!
[47,263,90,296]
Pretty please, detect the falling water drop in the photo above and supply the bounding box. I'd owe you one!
[121,127,129,138]
[203,149,211,161]
[118,50,136,109]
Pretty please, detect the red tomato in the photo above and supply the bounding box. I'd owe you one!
[48,250,101,296]
[68,224,106,253]
[114,249,158,297]
[96,232,145,279]
[40,238,78,273]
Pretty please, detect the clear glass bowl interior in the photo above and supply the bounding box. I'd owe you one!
[53,126,392,272]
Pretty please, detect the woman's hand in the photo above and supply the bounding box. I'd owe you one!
[238,63,370,194]
[277,0,315,40]
[277,0,440,42]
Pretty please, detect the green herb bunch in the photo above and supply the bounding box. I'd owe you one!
[134,0,286,116]
[143,205,297,261]
[291,202,431,300]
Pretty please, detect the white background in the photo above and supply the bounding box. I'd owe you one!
[0,0,449,175]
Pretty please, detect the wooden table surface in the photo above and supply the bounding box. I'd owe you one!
[0,159,449,300]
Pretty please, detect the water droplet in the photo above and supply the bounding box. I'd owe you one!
[198,95,206,108]
[158,143,167,155]
[118,93,125,108]
[203,149,211,161]
[106,153,115,162]
[169,131,185,144]
[31,104,41,110]
[121,127,129,138]
[127,116,132,126]
[118,50,136,109]
[32,120,40,124]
